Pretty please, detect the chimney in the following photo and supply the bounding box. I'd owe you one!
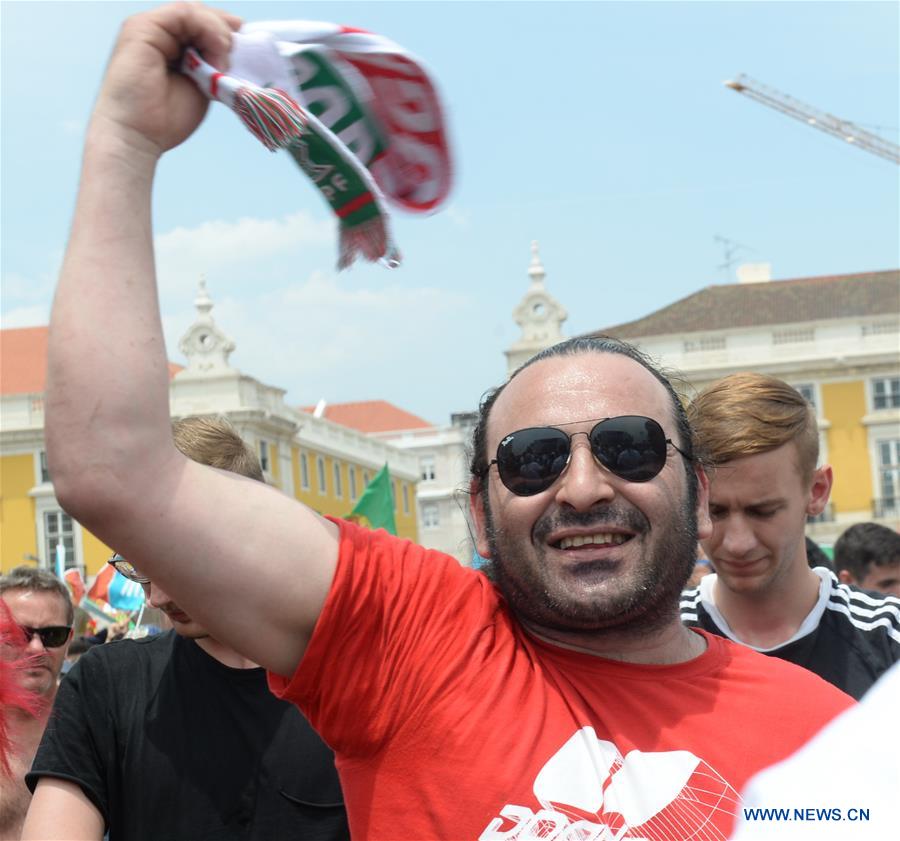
[736,262,772,284]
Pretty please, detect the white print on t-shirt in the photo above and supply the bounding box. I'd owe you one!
[479,727,741,841]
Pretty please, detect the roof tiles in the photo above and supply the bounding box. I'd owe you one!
[589,270,900,339]
[300,400,434,433]
[1,326,182,396]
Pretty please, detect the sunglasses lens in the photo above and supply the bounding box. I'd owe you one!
[40,627,71,647]
[591,416,667,482]
[24,626,70,648]
[496,428,570,496]
[111,556,148,583]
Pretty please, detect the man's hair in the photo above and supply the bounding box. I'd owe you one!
[834,522,900,581]
[688,373,818,481]
[805,537,834,573]
[469,336,697,494]
[172,416,264,482]
[0,565,75,626]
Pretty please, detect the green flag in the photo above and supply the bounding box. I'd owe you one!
[349,464,397,534]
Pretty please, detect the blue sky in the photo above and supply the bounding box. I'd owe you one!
[2,1,898,424]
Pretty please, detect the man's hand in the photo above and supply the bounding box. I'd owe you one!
[91,2,242,159]
[107,620,130,641]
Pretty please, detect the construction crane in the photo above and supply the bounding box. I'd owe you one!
[724,74,900,164]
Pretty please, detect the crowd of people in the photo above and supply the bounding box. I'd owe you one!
[1,4,898,840]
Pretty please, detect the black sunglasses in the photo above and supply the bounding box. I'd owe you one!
[108,554,151,584]
[20,624,72,648]
[482,415,691,497]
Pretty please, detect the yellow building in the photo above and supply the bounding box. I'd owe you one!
[591,267,900,544]
[0,282,418,577]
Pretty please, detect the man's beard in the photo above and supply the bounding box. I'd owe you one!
[482,483,699,639]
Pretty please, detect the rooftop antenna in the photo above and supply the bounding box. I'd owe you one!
[714,235,755,280]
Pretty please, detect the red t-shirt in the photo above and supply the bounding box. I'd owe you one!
[269,519,854,840]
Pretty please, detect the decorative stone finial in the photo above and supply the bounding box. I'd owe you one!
[194,275,213,321]
[528,240,545,284]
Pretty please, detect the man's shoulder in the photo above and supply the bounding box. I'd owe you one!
[74,629,178,675]
[714,631,852,695]
[333,514,498,607]
[820,575,900,647]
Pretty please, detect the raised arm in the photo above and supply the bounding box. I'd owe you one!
[45,3,338,676]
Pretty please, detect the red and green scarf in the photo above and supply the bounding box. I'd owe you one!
[181,22,452,269]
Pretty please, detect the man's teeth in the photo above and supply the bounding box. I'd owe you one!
[558,533,627,550]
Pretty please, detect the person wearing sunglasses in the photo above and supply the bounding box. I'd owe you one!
[23,417,348,841]
[682,373,900,700]
[0,566,73,840]
[41,6,854,838]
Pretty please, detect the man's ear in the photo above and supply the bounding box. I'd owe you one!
[806,465,833,517]
[469,478,492,559]
[837,569,855,586]
[695,464,712,541]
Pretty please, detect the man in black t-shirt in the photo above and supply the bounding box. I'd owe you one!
[680,374,899,700]
[23,418,349,841]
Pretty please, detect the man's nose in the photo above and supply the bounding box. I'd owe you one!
[146,582,170,607]
[719,516,757,557]
[553,434,616,511]
[25,631,47,652]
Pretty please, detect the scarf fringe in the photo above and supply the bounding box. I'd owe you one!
[338,218,401,270]
[232,86,306,151]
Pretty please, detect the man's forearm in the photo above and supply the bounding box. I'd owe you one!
[46,123,175,524]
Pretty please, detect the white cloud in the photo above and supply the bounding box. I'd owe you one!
[160,268,473,409]
[154,210,335,294]
[0,251,63,326]
[1,304,49,329]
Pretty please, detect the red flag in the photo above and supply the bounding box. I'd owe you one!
[87,564,114,604]
[64,568,85,606]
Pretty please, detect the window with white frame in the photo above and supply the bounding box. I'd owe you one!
[363,470,370,487]
[420,455,436,481]
[390,479,397,510]
[349,467,357,501]
[872,377,900,410]
[317,456,326,493]
[44,511,76,571]
[792,383,817,410]
[333,462,343,498]
[37,450,51,484]
[683,336,726,353]
[422,503,440,528]
[300,453,310,490]
[876,438,900,514]
[402,484,409,514]
[773,327,814,345]
[259,441,270,472]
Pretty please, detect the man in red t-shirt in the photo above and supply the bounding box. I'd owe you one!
[42,5,854,839]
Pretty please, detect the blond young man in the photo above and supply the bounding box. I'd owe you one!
[681,373,900,699]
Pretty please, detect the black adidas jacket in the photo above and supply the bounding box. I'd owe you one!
[681,569,900,700]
